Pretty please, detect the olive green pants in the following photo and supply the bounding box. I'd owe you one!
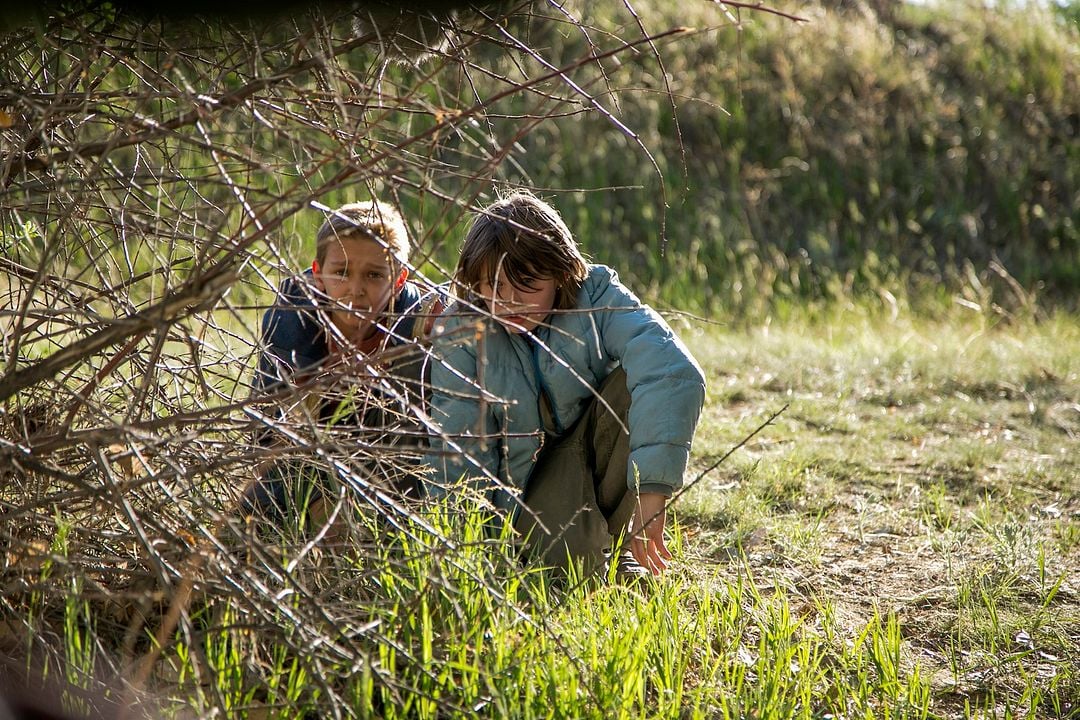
[513,367,637,575]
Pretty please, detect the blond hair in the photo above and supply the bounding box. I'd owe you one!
[315,201,410,266]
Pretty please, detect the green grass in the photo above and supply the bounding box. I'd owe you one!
[5,305,1077,718]
[679,306,1080,717]
[4,0,1077,713]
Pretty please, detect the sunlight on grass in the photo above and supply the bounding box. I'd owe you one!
[4,305,1076,717]
[682,305,1080,716]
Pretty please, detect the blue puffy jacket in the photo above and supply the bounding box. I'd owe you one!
[425,264,706,511]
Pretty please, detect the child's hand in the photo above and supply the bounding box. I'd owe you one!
[422,297,445,337]
[629,492,672,575]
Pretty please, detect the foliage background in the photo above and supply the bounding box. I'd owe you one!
[436,0,1080,316]
[4,0,1078,319]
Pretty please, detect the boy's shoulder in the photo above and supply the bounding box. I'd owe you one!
[429,297,474,333]
[580,264,635,305]
[262,270,324,350]
[397,279,422,306]
[274,269,319,308]
[391,280,427,343]
[584,264,616,282]
[254,271,326,390]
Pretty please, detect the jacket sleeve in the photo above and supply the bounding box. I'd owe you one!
[254,276,325,392]
[423,311,502,497]
[590,267,706,496]
[249,277,325,450]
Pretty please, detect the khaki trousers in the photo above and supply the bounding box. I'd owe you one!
[513,367,637,574]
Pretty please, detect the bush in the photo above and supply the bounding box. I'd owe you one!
[449,0,1080,315]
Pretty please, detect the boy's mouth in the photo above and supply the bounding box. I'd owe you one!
[498,314,535,332]
[338,302,374,315]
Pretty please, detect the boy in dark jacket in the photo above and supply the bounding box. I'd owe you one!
[245,201,434,528]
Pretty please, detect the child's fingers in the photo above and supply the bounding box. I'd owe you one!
[643,509,672,563]
[628,497,671,574]
[657,537,673,560]
[646,549,666,575]
[647,536,669,572]
[632,534,667,575]
[630,537,657,574]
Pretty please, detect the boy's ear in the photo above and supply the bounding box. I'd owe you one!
[395,267,409,291]
[312,260,325,293]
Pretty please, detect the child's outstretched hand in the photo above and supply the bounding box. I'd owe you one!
[629,492,672,575]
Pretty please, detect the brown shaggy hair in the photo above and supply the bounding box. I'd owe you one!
[454,191,589,311]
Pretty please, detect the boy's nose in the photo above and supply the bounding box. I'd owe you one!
[497,287,520,305]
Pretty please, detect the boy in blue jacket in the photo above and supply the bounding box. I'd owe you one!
[246,201,434,526]
[426,192,706,577]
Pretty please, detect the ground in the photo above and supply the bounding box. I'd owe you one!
[677,307,1079,716]
[2,305,1077,719]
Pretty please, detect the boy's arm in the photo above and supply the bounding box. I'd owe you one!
[590,267,707,497]
[255,276,325,391]
[423,313,501,497]
[590,267,704,574]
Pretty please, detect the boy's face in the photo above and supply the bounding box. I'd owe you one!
[477,271,557,334]
[314,235,404,343]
